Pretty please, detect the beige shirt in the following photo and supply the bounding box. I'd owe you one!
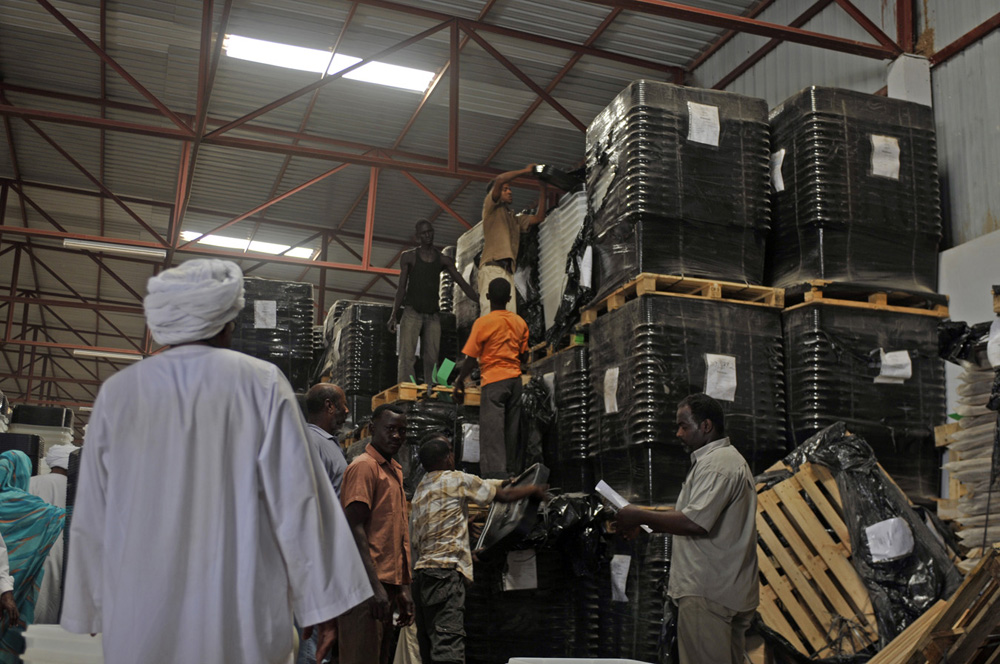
[481,190,531,265]
[668,437,759,613]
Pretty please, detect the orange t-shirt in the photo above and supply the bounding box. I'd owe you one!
[462,309,529,386]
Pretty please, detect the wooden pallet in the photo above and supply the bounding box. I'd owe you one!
[527,332,586,364]
[371,382,481,408]
[784,280,950,318]
[578,273,784,325]
[886,546,1000,663]
[867,601,948,664]
[756,462,879,659]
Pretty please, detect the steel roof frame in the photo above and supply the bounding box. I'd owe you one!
[2,0,998,416]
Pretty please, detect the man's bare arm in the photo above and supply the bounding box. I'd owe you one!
[387,252,414,333]
[490,164,536,202]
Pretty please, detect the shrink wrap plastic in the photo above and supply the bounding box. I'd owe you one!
[768,87,940,291]
[587,80,770,299]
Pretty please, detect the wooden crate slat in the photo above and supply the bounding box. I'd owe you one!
[756,540,825,652]
[795,464,851,546]
[946,584,1000,663]
[867,600,946,664]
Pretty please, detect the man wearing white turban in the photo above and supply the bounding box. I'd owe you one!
[61,259,372,664]
[28,443,77,624]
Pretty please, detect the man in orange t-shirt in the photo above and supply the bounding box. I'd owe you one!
[454,278,529,478]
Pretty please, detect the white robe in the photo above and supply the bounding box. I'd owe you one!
[60,345,372,664]
[28,473,67,624]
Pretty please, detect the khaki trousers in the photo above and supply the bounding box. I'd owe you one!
[477,264,516,314]
[676,595,754,664]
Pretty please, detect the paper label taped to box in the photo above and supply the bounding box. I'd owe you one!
[254,300,277,329]
[875,349,912,384]
[687,102,720,147]
[770,149,786,192]
[866,517,914,562]
[504,549,538,591]
[461,422,480,463]
[871,135,901,180]
[611,554,631,602]
[604,367,620,413]
[579,245,594,290]
[705,354,737,401]
[543,372,557,411]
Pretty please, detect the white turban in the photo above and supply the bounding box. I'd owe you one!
[46,443,77,471]
[144,259,245,346]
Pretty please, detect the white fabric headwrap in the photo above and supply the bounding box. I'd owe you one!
[45,443,77,471]
[144,259,245,346]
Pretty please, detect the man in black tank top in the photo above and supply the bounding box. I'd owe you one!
[390,220,477,385]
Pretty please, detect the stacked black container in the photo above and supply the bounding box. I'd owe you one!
[325,302,397,424]
[587,80,771,299]
[783,304,945,503]
[589,295,788,504]
[393,400,458,498]
[230,277,315,392]
[530,346,594,493]
[438,246,457,313]
[768,87,941,291]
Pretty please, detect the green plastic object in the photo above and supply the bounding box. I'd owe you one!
[436,358,455,385]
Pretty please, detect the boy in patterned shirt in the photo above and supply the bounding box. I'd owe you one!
[409,434,547,664]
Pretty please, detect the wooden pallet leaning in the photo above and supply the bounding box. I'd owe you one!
[371,382,481,409]
[527,332,586,364]
[866,600,947,664]
[783,280,950,318]
[756,461,879,659]
[578,273,784,325]
[897,546,1000,663]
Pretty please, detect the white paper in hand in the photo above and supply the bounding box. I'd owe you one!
[704,353,738,401]
[595,480,653,533]
[611,554,631,602]
[874,349,912,384]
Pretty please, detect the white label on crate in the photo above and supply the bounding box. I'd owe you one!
[461,422,480,463]
[770,149,786,192]
[875,349,912,384]
[579,245,594,289]
[704,354,738,402]
[254,300,277,329]
[504,549,538,591]
[687,102,720,147]
[988,319,1000,368]
[604,367,620,414]
[611,554,632,602]
[871,135,901,180]
[866,517,914,562]
[543,372,557,411]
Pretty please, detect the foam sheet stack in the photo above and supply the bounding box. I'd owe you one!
[230,277,315,392]
[588,295,787,504]
[768,87,941,291]
[322,302,397,424]
[586,80,770,298]
[538,190,587,336]
[453,222,483,348]
[784,305,945,503]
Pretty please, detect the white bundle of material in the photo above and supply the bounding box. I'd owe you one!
[537,190,587,332]
[22,625,104,663]
[941,363,1000,571]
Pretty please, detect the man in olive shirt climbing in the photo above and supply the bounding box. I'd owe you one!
[390,219,477,385]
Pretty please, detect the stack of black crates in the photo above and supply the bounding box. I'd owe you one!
[230,277,315,393]
[322,302,397,424]
[770,87,945,505]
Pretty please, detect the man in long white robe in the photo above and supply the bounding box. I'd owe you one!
[61,259,372,664]
[29,443,76,624]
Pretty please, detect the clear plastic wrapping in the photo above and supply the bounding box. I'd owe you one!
[587,80,771,299]
[768,87,941,291]
[230,277,315,392]
[783,304,946,503]
[589,294,788,504]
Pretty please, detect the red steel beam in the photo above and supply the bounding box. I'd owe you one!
[462,25,587,132]
[400,171,471,229]
[713,0,834,90]
[0,374,104,387]
[348,0,684,77]
[33,0,193,134]
[206,22,451,139]
[449,21,460,171]
[580,0,895,59]
[831,0,902,54]
[361,168,379,269]
[688,0,777,71]
[931,11,1000,66]
[896,0,915,53]
[0,294,142,315]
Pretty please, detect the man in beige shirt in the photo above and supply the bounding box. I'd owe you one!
[479,165,547,314]
[616,393,758,664]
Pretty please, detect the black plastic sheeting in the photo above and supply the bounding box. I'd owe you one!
[230,277,315,392]
[546,214,597,347]
[515,225,546,347]
[783,304,945,503]
[939,319,992,368]
[587,80,770,299]
[530,346,595,493]
[589,294,788,504]
[780,423,962,649]
[768,87,941,292]
[321,302,397,407]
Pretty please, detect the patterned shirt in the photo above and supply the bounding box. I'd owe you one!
[410,470,503,583]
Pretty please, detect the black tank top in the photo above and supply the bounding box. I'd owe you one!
[403,253,442,314]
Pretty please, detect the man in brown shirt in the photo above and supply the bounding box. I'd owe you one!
[339,403,414,664]
[479,164,547,314]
